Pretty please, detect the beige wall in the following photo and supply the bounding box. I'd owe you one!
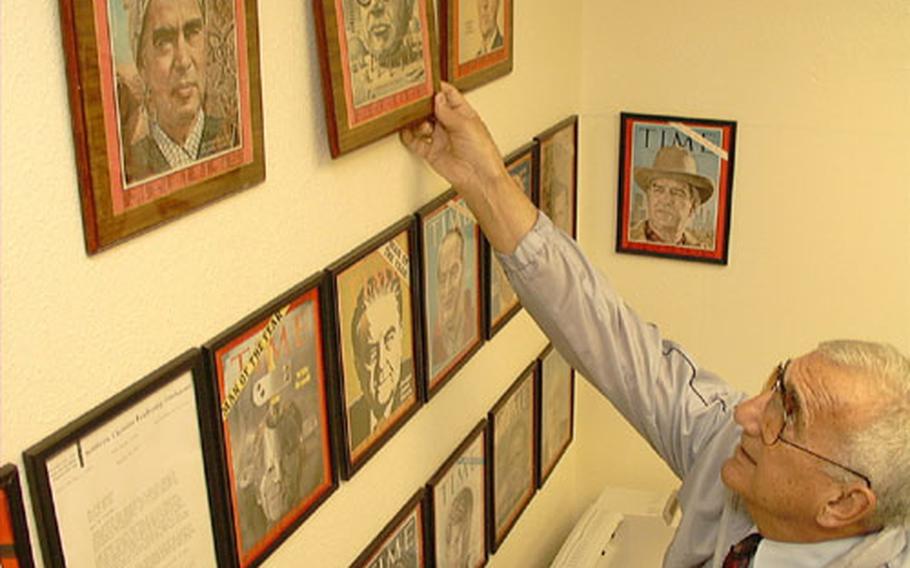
[2,1,908,567]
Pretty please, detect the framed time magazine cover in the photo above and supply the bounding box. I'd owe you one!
[326,217,424,479]
[59,0,265,253]
[484,143,537,339]
[426,421,488,568]
[23,350,224,567]
[487,361,537,552]
[536,344,574,487]
[313,0,441,157]
[616,112,737,264]
[439,0,513,91]
[351,489,430,568]
[203,273,339,568]
[0,464,35,568]
[417,190,484,399]
[535,116,578,238]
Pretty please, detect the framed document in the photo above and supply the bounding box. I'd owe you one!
[439,0,513,91]
[59,0,265,253]
[327,217,423,478]
[23,350,222,567]
[484,143,538,339]
[313,0,441,157]
[616,112,737,264]
[0,464,35,568]
[351,489,430,567]
[417,190,484,399]
[536,345,574,487]
[426,421,488,568]
[535,116,578,239]
[203,273,339,567]
[487,361,537,552]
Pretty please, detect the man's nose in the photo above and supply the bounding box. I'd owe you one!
[173,32,192,70]
[733,391,770,437]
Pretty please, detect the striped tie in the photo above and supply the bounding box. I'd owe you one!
[722,533,763,568]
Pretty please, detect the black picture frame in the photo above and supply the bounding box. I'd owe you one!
[350,488,431,568]
[326,216,425,479]
[417,190,485,400]
[615,112,737,264]
[484,142,539,339]
[426,420,489,568]
[486,361,538,552]
[0,463,35,568]
[439,0,514,91]
[202,272,340,567]
[535,344,575,488]
[535,116,579,239]
[23,349,225,567]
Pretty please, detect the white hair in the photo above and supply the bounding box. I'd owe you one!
[816,339,910,527]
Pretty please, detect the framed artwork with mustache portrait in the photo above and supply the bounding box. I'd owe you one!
[202,272,339,568]
[326,216,424,479]
[439,0,513,91]
[59,0,265,253]
[417,189,485,400]
[616,112,737,264]
[314,0,441,157]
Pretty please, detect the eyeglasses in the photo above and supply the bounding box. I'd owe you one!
[762,361,872,488]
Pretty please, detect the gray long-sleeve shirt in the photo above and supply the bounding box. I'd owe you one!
[498,213,908,567]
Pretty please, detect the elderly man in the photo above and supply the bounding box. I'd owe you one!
[630,145,713,247]
[475,0,503,57]
[348,269,414,451]
[431,227,475,373]
[350,0,425,106]
[402,84,910,567]
[125,0,234,183]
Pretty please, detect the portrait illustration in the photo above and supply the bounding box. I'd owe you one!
[441,0,512,90]
[421,194,482,393]
[617,113,737,264]
[334,225,420,472]
[429,423,487,568]
[537,117,577,238]
[490,366,535,548]
[352,491,428,568]
[212,284,335,567]
[538,346,574,485]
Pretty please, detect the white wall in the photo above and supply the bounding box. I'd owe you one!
[0,0,583,566]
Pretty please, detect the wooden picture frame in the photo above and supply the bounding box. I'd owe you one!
[535,116,579,239]
[486,361,537,552]
[426,421,488,568]
[616,112,737,264]
[59,0,265,253]
[536,344,574,487]
[417,190,485,399]
[439,0,513,91]
[351,489,431,568]
[484,142,538,339]
[313,0,441,157]
[203,273,339,567]
[23,350,225,567]
[0,464,35,568]
[326,217,424,479]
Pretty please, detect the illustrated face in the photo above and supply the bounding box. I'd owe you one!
[354,292,403,417]
[445,517,471,567]
[357,0,410,60]
[257,424,296,522]
[645,178,697,238]
[138,0,206,140]
[437,231,465,331]
[476,0,500,40]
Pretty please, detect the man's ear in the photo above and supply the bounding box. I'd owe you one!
[816,484,877,530]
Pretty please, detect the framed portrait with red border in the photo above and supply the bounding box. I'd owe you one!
[351,489,431,567]
[417,190,485,400]
[0,464,35,568]
[616,112,737,264]
[203,273,339,567]
[326,217,424,479]
[313,0,441,157]
[439,0,513,91]
[59,0,265,253]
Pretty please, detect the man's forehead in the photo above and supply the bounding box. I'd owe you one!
[788,352,881,420]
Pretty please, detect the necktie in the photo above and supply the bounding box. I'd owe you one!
[722,533,763,568]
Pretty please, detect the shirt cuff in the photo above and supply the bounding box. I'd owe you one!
[495,210,555,277]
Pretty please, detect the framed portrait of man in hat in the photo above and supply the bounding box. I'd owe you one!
[60,0,265,253]
[616,113,737,264]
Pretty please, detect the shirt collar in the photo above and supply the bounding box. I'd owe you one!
[753,534,865,567]
[149,109,205,169]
